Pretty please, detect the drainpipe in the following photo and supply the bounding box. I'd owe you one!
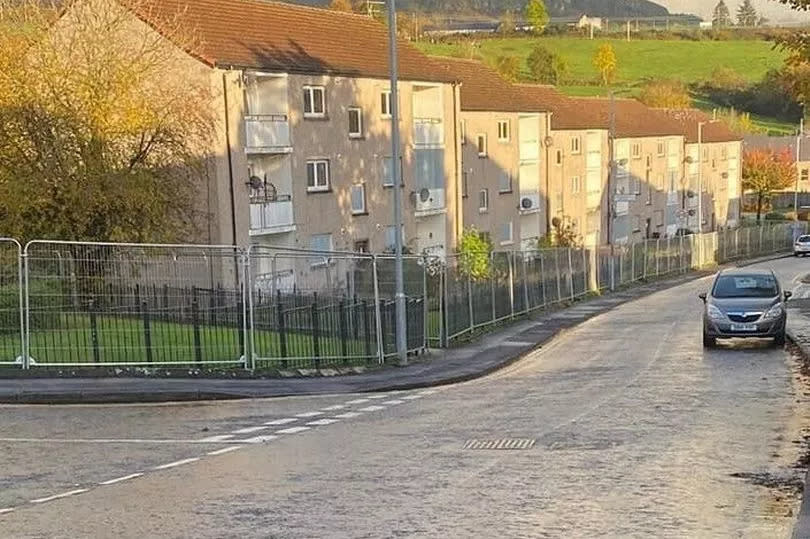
[222,71,238,247]
[452,81,463,245]
[544,113,553,236]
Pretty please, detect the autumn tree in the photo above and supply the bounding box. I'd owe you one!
[498,10,516,36]
[527,45,567,85]
[525,0,548,34]
[737,0,759,27]
[712,0,732,27]
[593,43,617,86]
[743,149,796,222]
[494,55,521,83]
[329,0,354,11]
[0,0,215,243]
[638,79,691,109]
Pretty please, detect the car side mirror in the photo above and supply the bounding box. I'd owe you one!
[698,292,707,303]
[785,291,793,301]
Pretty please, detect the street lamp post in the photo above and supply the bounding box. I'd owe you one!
[795,117,804,221]
[387,0,407,365]
[697,121,705,237]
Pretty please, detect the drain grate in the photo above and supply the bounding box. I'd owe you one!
[463,438,536,450]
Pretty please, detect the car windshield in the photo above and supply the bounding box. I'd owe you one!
[713,274,778,298]
[799,235,810,243]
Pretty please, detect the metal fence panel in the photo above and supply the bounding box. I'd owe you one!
[0,239,23,366]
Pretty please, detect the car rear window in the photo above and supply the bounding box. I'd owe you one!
[713,274,779,298]
[799,235,810,243]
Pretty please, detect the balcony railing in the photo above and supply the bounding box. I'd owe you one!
[519,139,540,161]
[413,118,443,146]
[245,114,292,153]
[249,197,295,235]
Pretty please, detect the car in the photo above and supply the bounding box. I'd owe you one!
[700,268,791,348]
[795,235,810,256]
[674,228,695,237]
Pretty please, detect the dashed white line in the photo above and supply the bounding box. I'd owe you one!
[0,508,15,515]
[334,412,363,419]
[295,411,323,418]
[365,395,388,400]
[30,489,88,504]
[231,426,269,435]
[264,418,298,426]
[207,445,243,456]
[153,457,200,471]
[306,418,340,426]
[358,405,386,412]
[383,399,405,405]
[402,395,423,400]
[345,398,370,405]
[242,435,278,444]
[419,390,438,396]
[199,434,235,442]
[321,404,346,411]
[99,473,144,486]
[275,426,311,435]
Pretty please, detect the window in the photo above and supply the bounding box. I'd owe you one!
[497,120,510,142]
[381,90,392,117]
[632,143,641,159]
[669,170,678,193]
[633,216,641,232]
[479,188,489,212]
[657,173,665,191]
[462,171,469,198]
[348,107,363,138]
[354,240,369,253]
[646,171,652,205]
[460,119,467,145]
[350,183,366,215]
[303,86,326,118]
[657,141,665,156]
[646,155,652,168]
[802,169,809,183]
[306,159,330,192]
[571,136,581,154]
[477,134,488,157]
[571,175,581,194]
[499,171,512,193]
[500,221,513,245]
[655,209,664,227]
[634,175,641,195]
[310,233,333,253]
[382,156,402,187]
[556,149,563,166]
[702,147,709,162]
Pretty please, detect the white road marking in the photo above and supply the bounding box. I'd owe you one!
[199,434,235,442]
[242,435,278,444]
[30,489,88,504]
[321,404,346,411]
[383,399,405,405]
[0,508,15,515]
[402,395,423,400]
[275,426,311,435]
[419,390,438,396]
[99,473,144,486]
[358,405,386,412]
[153,457,200,470]
[264,418,298,426]
[334,412,363,419]
[0,437,233,445]
[345,398,370,405]
[306,418,340,426]
[365,395,388,400]
[207,445,243,456]
[295,411,323,418]
[231,426,269,435]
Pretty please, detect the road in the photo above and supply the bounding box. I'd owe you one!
[2,257,810,538]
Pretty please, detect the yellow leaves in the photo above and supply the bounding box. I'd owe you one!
[593,43,618,86]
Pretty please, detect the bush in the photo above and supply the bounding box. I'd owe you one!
[765,211,788,221]
[494,55,521,82]
[709,67,747,92]
[526,45,567,84]
[638,79,691,109]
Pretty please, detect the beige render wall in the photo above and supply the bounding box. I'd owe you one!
[693,141,743,230]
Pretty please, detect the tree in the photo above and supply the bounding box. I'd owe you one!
[717,107,761,134]
[457,228,492,281]
[494,55,521,83]
[0,0,214,243]
[737,0,759,27]
[525,0,549,34]
[328,0,354,12]
[593,43,618,86]
[638,79,692,109]
[538,216,580,248]
[498,10,516,36]
[526,45,567,84]
[743,149,796,222]
[712,0,732,28]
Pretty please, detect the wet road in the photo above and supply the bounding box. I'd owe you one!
[2,257,810,538]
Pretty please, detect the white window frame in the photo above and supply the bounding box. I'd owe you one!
[306,159,330,192]
[497,120,510,143]
[303,85,326,118]
[571,175,581,194]
[571,136,581,155]
[476,134,488,157]
[381,90,392,118]
[479,188,489,213]
[632,143,641,159]
[348,106,363,138]
[500,221,514,246]
[657,141,665,157]
[350,183,366,215]
[498,171,512,193]
[309,233,333,266]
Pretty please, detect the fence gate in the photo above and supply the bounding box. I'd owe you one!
[0,239,23,366]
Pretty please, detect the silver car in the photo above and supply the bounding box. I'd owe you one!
[700,268,791,348]
[795,235,810,257]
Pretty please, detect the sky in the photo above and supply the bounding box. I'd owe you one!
[655,0,810,23]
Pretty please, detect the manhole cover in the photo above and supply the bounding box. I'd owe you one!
[463,438,536,450]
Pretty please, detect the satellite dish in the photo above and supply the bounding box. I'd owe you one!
[247,175,263,190]
[419,188,431,202]
[544,136,554,147]
[521,197,533,210]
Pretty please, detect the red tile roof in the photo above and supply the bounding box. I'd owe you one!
[660,109,743,143]
[432,58,547,113]
[124,0,453,83]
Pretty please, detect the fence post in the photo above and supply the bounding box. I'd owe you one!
[89,297,100,364]
[490,252,496,324]
[567,248,575,300]
[362,299,372,360]
[22,249,30,369]
[440,266,449,347]
[371,256,384,365]
[276,290,288,367]
[141,300,152,365]
[555,249,562,302]
[508,252,515,319]
[338,299,348,363]
[191,288,202,366]
[618,248,624,285]
[311,293,320,368]
[610,249,615,291]
[523,253,531,312]
[422,256,428,351]
[243,250,254,371]
[467,271,474,332]
[540,252,548,307]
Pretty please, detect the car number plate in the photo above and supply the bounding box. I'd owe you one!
[730,323,757,332]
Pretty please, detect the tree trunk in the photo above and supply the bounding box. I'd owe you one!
[756,192,763,223]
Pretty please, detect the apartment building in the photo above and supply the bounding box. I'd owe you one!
[436,59,549,251]
[94,0,460,265]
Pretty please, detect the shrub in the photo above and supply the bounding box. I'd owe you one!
[526,45,567,84]
[638,79,691,109]
[494,55,521,82]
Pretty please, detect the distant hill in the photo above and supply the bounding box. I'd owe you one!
[282,0,670,18]
[655,0,810,24]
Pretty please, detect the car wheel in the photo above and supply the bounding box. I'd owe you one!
[774,332,786,347]
[703,333,716,348]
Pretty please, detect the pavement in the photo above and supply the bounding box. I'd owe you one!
[1,255,808,537]
[0,255,790,405]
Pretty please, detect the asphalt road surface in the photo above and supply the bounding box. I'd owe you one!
[2,257,810,538]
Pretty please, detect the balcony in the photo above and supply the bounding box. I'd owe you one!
[413,118,443,146]
[519,139,540,161]
[249,196,295,235]
[244,115,292,154]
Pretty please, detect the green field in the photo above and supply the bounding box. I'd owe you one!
[419,37,793,133]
